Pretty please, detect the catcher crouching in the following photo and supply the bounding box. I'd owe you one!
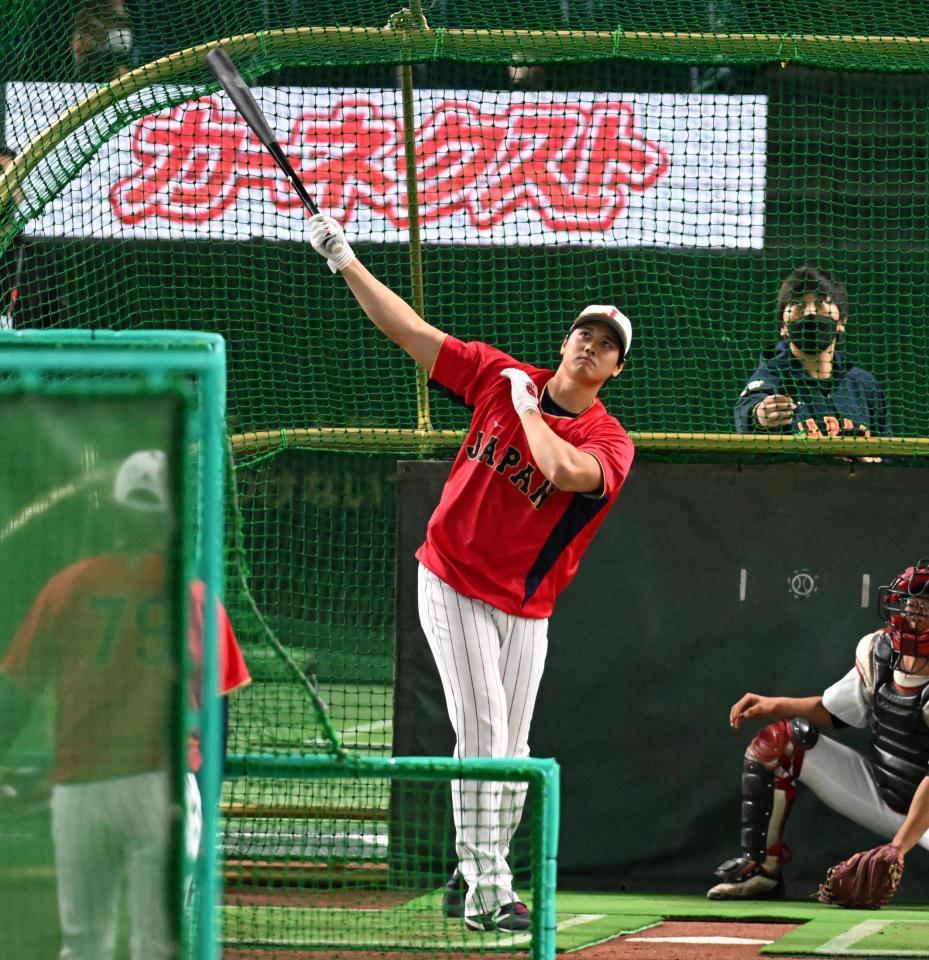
[708,560,929,908]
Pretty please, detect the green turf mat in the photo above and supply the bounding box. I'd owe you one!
[228,681,392,755]
[556,892,822,922]
[551,892,929,957]
[763,914,929,956]
[221,776,391,814]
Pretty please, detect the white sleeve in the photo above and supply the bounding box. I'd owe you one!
[822,667,871,729]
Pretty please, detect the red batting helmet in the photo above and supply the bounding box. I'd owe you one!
[878,560,929,662]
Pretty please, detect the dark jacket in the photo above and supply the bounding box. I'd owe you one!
[734,341,890,436]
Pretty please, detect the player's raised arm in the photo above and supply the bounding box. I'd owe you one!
[500,369,604,492]
[308,214,445,372]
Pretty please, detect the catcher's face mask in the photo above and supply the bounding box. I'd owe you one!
[878,559,929,671]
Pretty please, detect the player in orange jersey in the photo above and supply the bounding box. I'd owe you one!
[0,450,249,960]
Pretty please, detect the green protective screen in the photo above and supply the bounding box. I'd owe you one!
[0,389,190,960]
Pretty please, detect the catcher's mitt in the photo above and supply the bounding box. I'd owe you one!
[818,844,904,909]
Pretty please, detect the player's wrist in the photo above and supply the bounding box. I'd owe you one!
[327,244,356,273]
[500,368,540,417]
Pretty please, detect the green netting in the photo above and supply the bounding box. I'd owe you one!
[2,4,929,956]
[4,53,929,449]
[6,2,929,74]
[221,754,559,958]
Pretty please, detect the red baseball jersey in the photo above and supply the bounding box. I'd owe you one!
[416,337,635,618]
[1,553,250,782]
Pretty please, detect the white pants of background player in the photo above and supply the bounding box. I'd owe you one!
[52,770,202,960]
[799,736,929,852]
[418,564,549,917]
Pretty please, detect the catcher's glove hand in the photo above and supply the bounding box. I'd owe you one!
[818,844,904,909]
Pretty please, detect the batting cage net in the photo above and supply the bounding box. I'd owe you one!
[222,753,558,956]
[2,2,929,957]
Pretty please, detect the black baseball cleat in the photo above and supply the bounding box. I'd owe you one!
[464,901,531,932]
[707,855,785,900]
[441,871,468,918]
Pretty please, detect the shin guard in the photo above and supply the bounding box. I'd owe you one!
[740,718,814,866]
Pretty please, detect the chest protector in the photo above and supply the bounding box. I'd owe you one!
[868,632,929,814]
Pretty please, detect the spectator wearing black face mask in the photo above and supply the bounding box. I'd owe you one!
[734,266,890,438]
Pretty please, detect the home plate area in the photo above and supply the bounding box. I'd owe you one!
[598,920,801,960]
[562,892,929,959]
[222,891,929,958]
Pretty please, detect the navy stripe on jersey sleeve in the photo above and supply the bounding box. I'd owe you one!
[427,378,473,412]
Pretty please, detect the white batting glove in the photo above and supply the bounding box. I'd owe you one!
[308,213,356,273]
[501,368,540,417]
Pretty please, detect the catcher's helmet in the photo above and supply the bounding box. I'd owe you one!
[878,560,929,663]
[113,449,168,512]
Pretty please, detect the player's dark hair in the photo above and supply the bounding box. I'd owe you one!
[776,266,849,327]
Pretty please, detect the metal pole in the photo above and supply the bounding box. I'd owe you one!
[400,24,431,431]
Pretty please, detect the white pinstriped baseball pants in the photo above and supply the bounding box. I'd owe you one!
[418,563,549,916]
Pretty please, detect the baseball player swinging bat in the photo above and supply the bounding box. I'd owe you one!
[205,47,320,216]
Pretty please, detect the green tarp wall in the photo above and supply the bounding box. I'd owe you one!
[393,459,929,900]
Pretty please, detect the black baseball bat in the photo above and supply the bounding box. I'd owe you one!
[205,47,320,216]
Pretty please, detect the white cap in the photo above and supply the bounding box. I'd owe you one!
[570,304,632,358]
[113,449,168,512]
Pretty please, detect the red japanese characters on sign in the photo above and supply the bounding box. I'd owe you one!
[111,94,670,233]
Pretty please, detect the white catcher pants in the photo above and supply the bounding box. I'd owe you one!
[52,770,202,960]
[418,564,549,916]
[799,735,929,852]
